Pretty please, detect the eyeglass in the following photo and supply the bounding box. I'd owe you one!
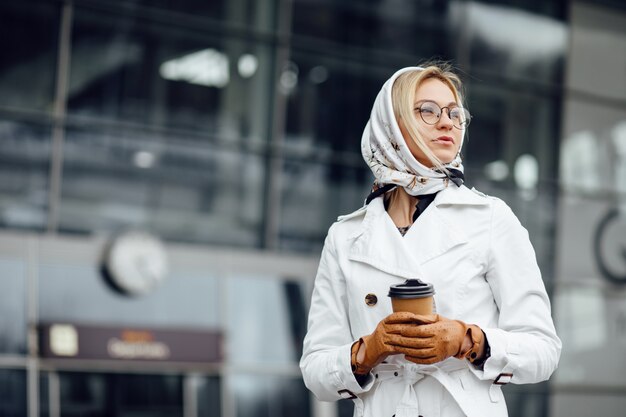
[415,101,472,129]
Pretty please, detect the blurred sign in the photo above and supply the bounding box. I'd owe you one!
[594,208,626,285]
[39,323,222,363]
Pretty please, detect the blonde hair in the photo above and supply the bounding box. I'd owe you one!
[391,62,465,171]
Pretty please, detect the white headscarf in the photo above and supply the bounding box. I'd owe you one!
[361,66,465,197]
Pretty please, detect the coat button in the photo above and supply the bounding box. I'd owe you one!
[365,293,378,306]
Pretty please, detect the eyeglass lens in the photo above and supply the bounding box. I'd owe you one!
[418,102,471,129]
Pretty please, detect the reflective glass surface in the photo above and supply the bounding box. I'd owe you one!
[39,262,219,329]
[551,392,626,416]
[280,55,379,251]
[40,373,49,417]
[226,276,307,365]
[568,2,626,102]
[0,369,27,417]
[559,98,626,197]
[0,120,50,232]
[463,82,560,175]
[279,159,372,252]
[503,383,550,417]
[284,51,388,161]
[0,259,27,354]
[553,286,626,388]
[460,1,567,85]
[555,98,626,290]
[555,0,626,298]
[59,372,183,417]
[68,6,274,142]
[0,1,58,111]
[197,376,221,417]
[551,1,626,412]
[230,374,310,417]
[87,0,278,31]
[291,1,566,85]
[58,127,265,246]
[292,0,453,58]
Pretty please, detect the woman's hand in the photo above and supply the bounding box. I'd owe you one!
[351,312,426,374]
[390,314,486,365]
[352,313,487,374]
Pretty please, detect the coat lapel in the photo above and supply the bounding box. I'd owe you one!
[347,198,425,278]
[347,185,489,276]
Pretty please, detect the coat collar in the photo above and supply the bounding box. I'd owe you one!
[346,185,488,278]
[432,184,489,207]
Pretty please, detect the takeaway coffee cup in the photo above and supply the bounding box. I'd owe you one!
[388,279,436,315]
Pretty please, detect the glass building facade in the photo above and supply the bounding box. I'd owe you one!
[0,0,624,416]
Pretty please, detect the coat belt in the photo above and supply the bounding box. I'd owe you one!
[371,361,480,417]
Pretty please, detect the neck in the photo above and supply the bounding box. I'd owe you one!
[386,187,418,227]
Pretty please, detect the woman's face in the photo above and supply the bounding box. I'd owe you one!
[398,78,462,167]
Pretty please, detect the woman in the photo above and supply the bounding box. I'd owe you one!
[299,63,561,417]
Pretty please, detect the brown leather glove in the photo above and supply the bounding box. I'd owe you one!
[351,312,424,374]
[389,314,485,365]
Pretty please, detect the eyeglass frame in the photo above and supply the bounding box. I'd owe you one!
[414,100,472,129]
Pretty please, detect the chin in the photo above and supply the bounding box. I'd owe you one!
[435,153,458,165]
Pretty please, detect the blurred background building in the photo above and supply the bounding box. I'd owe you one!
[0,0,624,416]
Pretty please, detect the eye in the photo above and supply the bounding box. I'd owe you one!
[419,103,439,116]
[450,108,470,126]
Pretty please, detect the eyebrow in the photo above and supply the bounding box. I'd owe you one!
[414,99,458,107]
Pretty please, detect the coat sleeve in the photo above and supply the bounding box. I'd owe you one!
[469,198,562,384]
[299,224,376,401]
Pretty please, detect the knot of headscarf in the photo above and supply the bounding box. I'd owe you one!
[361,66,466,200]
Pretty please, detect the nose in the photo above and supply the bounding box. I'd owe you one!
[437,109,454,130]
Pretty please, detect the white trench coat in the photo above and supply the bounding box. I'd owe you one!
[300,185,561,417]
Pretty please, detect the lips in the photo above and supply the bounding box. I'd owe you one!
[433,136,454,144]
